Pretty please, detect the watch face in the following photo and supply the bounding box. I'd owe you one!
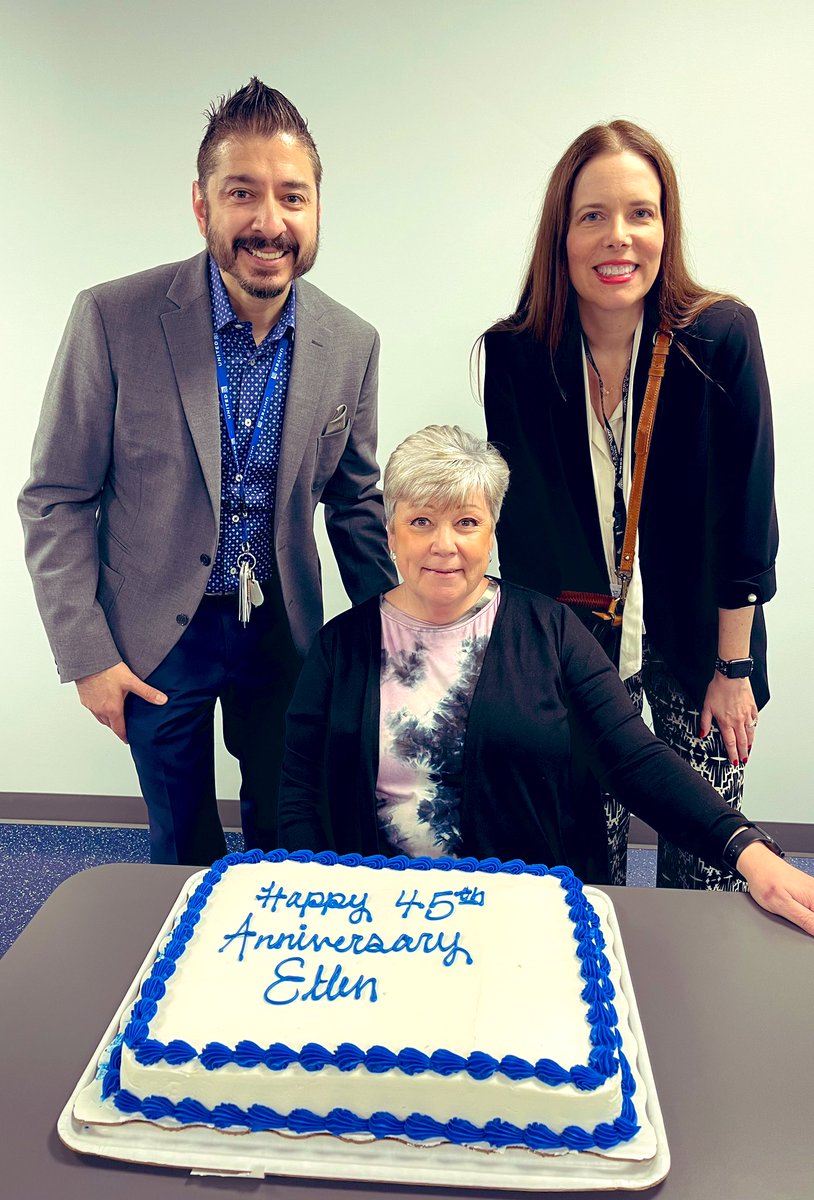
[717,657,753,679]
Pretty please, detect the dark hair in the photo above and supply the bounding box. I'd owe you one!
[492,120,733,349]
[197,77,322,191]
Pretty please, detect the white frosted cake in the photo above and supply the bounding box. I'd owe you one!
[101,849,642,1155]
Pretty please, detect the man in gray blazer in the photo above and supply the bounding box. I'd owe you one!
[18,79,396,865]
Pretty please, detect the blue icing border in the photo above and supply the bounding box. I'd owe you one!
[102,849,636,1150]
[108,1048,638,1149]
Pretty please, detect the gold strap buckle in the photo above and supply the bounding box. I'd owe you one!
[592,595,624,626]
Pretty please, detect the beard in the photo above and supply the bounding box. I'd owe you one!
[206,225,320,300]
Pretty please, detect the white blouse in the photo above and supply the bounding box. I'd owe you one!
[581,316,645,681]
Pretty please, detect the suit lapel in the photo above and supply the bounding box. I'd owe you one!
[275,280,330,518]
[161,252,221,512]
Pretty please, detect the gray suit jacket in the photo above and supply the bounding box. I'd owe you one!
[19,251,396,682]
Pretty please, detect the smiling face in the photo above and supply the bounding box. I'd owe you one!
[566,150,664,326]
[387,495,494,623]
[192,133,320,315]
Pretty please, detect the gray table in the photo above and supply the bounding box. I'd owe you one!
[1,864,811,1199]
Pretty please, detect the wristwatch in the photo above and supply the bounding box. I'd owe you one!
[715,655,754,679]
[721,823,785,879]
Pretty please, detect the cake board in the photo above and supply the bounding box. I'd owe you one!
[59,873,670,1190]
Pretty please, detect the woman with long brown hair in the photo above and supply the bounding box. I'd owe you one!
[483,121,778,889]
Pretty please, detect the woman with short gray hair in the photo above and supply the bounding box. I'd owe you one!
[279,425,814,936]
[382,424,509,528]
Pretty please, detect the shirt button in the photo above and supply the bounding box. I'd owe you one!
[248,357,257,366]
[235,473,243,482]
[200,553,211,566]
[230,567,238,575]
[244,418,252,428]
[231,514,240,523]
[747,593,757,603]
[176,613,189,626]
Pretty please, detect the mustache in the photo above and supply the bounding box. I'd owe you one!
[233,234,298,255]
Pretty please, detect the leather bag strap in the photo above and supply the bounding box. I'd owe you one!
[615,327,672,601]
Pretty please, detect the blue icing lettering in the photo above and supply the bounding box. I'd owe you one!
[221,919,473,967]
[300,963,378,1003]
[406,929,473,967]
[395,888,426,918]
[262,955,305,1004]
[218,913,258,962]
[255,884,287,911]
[425,890,456,921]
[256,881,372,924]
[263,956,378,1005]
[395,886,487,920]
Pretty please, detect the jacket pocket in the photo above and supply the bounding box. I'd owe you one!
[311,427,350,494]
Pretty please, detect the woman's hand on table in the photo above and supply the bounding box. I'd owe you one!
[700,673,758,766]
[737,843,814,936]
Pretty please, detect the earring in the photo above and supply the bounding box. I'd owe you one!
[390,549,397,562]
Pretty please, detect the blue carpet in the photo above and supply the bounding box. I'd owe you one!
[0,823,243,957]
[0,824,811,957]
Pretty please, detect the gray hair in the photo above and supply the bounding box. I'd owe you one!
[383,425,510,527]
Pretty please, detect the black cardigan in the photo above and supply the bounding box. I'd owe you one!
[484,300,778,708]
[278,583,746,884]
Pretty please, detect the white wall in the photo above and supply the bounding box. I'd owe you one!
[2,0,811,820]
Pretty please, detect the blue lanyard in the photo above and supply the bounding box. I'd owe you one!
[213,330,290,551]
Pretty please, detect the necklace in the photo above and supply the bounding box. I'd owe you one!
[582,337,632,570]
[583,340,632,415]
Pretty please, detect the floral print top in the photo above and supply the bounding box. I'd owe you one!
[376,582,500,857]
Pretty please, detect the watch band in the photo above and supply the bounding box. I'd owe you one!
[715,655,754,679]
[721,823,785,878]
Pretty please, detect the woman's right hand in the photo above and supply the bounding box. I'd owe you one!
[737,843,814,936]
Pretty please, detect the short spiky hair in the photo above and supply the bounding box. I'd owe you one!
[197,77,322,191]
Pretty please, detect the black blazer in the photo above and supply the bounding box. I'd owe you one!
[484,299,778,708]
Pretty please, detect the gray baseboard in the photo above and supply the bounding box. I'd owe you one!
[0,792,242,831]
[1,794,811,855]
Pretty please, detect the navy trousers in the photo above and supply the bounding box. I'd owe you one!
[125,578,301,866]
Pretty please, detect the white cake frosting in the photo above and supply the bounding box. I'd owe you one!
[102,850,642,1154]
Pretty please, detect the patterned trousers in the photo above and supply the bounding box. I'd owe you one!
[604,639,747,892]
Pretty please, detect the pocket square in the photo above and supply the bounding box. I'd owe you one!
[322,404,348,435]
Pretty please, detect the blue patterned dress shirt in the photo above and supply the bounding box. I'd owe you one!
[205,256,296,593]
